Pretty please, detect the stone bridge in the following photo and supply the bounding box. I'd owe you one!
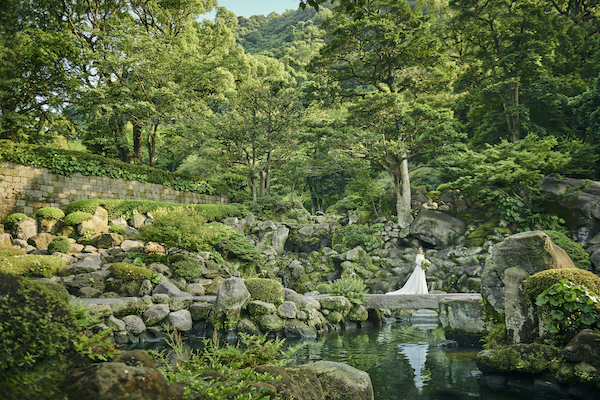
[364,293,482,310]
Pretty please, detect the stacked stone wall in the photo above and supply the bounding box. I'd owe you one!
[0,162,227,219]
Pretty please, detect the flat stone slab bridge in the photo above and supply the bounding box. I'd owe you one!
[76,293,482,310]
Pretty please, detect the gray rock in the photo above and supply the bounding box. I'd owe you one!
[298,361,374,400]
[120,239,145,253]
[144,304,170,326]
[284,320,317,338]
[189,302,212,321]
[410,210,467,246]
[106,315,126,331]
[212,277,250,328]
[138,279,153,297]
[247,300,276,315]
[27,233,55,250]
[168,309,192,332]
[482,230,575,314]
[148,262,171,278]
[78,287,103,298]
[152,280,192,300]
[122,315,146,335]
[236,318,262,335]
[0,233,12,247]
[278,301,296,319]
[504,267,536,344]
[438,298,487,335]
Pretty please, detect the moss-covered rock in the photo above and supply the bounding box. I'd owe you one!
[35,207,65,221]
[346,304,368,322]
[108,262,152,281]
[524,268,600,299]
[256,313,284,332]
[244,278,285,306]
[319,296,353,313]
[47,236,72,254]
[3,213,28,230]
[476,344,561,374]
[0,255,66,277]
[0,272,78,398]
[326,311,344,324]
[64,211,94,226]
[247,300,277,316]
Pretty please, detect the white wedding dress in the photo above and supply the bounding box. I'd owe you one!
[386,253,428,295]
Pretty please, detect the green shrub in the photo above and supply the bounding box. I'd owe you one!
[36,281,71,304]
[0,255,66,277]
[341,224,383,252]
[244,278,285,306]
[4,213,28,230]
[171,258,203,281]
[243,195,289,220]
[108,262,152,281]
[544,230,591,270]
[317,283,330,294]
[47,236,72,254]
[328,277,368,305]
[524,268,600,299]
[35,207,65,220]
[64,211,93,226]
[0,272,79,399]
[194,203,248,222]
[108,224,126,235]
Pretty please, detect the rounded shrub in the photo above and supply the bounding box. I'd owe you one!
[0,255,66,277]
[328,277,368,305]
[64,211,94,226]
[171,257,203,281]
[244,278,285,306]
[108,224,126,235]
[47,236,72,254]
[3,213,28,230]
[0,272,79,398]
[35,207,65,221]
[108,262,152,281]
[544,230,591,270]
[524,268,600,299]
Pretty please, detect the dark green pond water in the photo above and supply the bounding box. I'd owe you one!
[282,321,530,400]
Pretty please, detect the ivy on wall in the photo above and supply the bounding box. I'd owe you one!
[0,140,215,195]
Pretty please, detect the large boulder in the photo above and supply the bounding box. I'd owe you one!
[65,362,184,400]
[0,233,12,247]
[152,281,192,300]
[438,297,487,335]
[541,176,600,242]
[481,230,575,314]
[210,277,250,330]
[504,267,536,344]
[254,365,324,400]
[409,210,466,246]
[298,361,374,400]
[11,217,37,241]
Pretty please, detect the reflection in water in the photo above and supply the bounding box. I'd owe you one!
[285,321,519,400]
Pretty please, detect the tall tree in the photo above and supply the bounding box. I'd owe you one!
[309,0,456,227]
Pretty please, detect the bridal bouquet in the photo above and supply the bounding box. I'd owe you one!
[421,259,431,270]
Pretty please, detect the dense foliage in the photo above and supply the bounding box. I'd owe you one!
[544,230,591,270]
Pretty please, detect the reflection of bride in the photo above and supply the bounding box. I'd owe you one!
[398,342,430,390]
[386,247,428,295]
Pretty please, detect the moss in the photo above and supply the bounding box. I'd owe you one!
[108,224,126,235]
[171,257,203,281]
[47,236,72,254]
[0,255,66,277]
[524,268,600,299]
[0,272,79,398]
[477,344,561,374]
[544,230,591,270]
[316,284,330,294]
[245,278,285,306]
[0,247,26,261]
[482,323,508,350]
[64,211,93,226]
[3,213,28,230]
[326,311,344,324]
[108,262,152,281]
[35,280,71,303]
[35,207,65,221]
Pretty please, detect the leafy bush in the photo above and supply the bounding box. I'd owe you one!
[108,262,152,281]
[524,268,600,299]
[341,224,383,252]
[0,140,215,195]
[35,207,65,220]
[47,236,72,254]
[327,196,357,215]
[3,213,28,229]
[108,224,126,235]
[536,279,600,338]
[544,230,591,270]
[171,257,203,281]
[37,281,71,303]
[317,283,330,294]
[64,211,93,226]
[0,272,79,399]
[244,278,285,305]
[328,277,368,305]
[244,195,289,220]
[0,255,66,277]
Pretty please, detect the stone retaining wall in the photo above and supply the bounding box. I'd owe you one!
[0,162,227,219]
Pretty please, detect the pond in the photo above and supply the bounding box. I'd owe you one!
[282,320,530,400]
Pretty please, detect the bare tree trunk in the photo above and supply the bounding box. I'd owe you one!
[147,122,158,167]
[133,123,143,163]
[395,158,413,228]
[259,170,266,197]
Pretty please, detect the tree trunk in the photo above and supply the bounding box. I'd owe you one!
[395,158,413,228]
[250,172,257,202]
[147,122,158,167]
[310,191,317,215]
[259,170,266,197]
[133,123,143,163]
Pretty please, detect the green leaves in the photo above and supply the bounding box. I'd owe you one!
[536,279,600,339]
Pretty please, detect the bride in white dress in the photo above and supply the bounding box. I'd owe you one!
[386,246,428,295]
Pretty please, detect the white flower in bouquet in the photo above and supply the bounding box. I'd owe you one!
[421,259,431,270]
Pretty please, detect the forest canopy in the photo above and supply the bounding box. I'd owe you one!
[1,0,599,227]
